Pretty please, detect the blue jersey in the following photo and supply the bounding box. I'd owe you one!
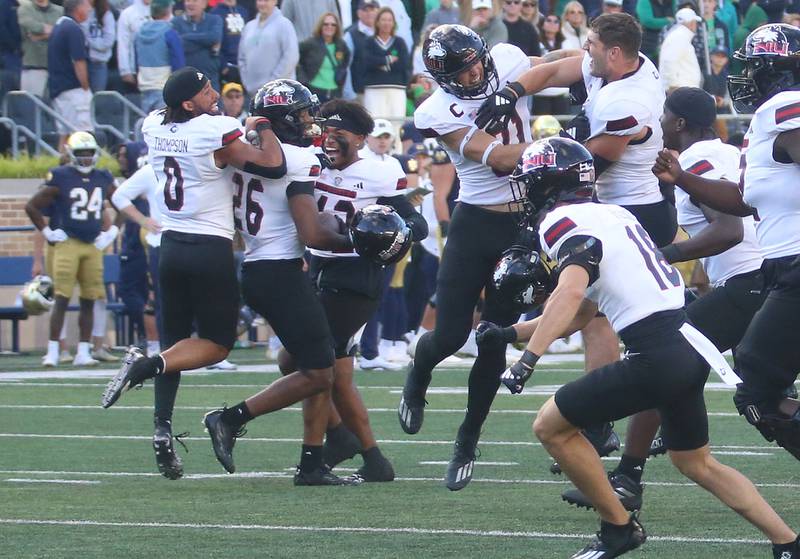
[45,166,114,243]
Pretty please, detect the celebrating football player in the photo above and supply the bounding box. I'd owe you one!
[652,24,800,465]
[480,137,799,558]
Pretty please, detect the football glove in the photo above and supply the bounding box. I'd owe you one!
[562,112,591,143]
[475,81,526,136]
[42,226,68,244]
[475,320,517,351]
[500,350,540,394]
[94,225,119,251]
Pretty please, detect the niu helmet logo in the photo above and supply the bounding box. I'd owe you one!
[264,83,295,106]
[425,39,447,71]
[750,27,790,55]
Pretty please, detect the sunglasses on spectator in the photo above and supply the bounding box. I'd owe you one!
[505,0,521,4]
[522,1,536,6]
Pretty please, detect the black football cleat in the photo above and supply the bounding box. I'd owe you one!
[323,425,362,468]
[350,454,395,483]
[398,362,427,434]
[648,429,667,458]
[294,465,362,486]
[773,535,800,558]
[153,419,185,480]
[203,408,246,474]
[445,437,478,491]
[562,472,644,512]
[551,422,621,475]
[571,514,646,559]
[101,347,155,408]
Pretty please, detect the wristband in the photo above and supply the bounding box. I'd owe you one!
[254,117,272,133]
[506,81,526,99]
[439,220,449,238]
[481,139,502,166]
[660,243,683,263]
[519,349,540,369]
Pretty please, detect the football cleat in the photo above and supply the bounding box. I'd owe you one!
[91,347,119,362]
[571,515,646,559]
[445,437,478,491]
[562,472,644,512]
[293,465,362,486]
[153,419,185,480]
[203,408,247,474]
[42,353,58,368]
[349,454,395,483]
[101,347,152,408]
[398,362,427,434]
[323,426,362,468]
[73,353,99,367]
[648,430,667,458]
[773,535,800,559]
[551,422,621,475]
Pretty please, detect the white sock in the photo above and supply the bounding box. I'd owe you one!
[47,340,59,358]
[268,335,282,352]
[146,341,161,356]
[92,299,107,338]
[77,341,92,358]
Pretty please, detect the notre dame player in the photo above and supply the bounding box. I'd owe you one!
[653,24,800,464]
[101,67,287,481]
[481,137,799,558]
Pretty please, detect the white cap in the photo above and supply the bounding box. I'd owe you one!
[370,118,395,138]
[472,0,493,9]
[675,7,702,24]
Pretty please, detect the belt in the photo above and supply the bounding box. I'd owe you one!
[476,201,526,213]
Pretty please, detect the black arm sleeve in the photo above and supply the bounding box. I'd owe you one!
[243,157,288,179]
[556,235,603,286]
[286,180,315,198]
[377,194,429,242]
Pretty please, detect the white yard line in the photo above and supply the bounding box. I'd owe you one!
[4,478,100,485]
[418,461,519,466]
[0,517,773,546]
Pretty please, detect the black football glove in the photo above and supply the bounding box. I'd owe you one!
[475,320,517,351]
[563,112,591,143]
[500,350,540,394]
[475,81,526,136]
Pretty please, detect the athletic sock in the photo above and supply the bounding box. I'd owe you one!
[76,341,92,358]
[361,446,383,467]
[299,445,323,473]
[220,401,254,427]
[146,341,161,357]
[153,371,180,422]
[46,340,59,359]
[615,454,646,484]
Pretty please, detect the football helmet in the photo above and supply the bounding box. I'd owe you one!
[423,24,498,99]
[492,245,554,313]
[66,131,100,174]
[21,275,54,315]
[250,79,321,147]
[350,205,413,265]
[510,137,595,218]
[531,115,562,140]
[728,24,800,113]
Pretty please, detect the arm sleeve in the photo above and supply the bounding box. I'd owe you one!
[286,181,316,198]
[555,235,603,285]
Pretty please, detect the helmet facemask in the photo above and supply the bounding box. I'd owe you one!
[729,55,800,112]
[441,53,499,100]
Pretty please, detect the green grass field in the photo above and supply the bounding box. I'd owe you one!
[0,348,797,558]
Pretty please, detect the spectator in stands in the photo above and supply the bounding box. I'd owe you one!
[362,6,410,120]
[659,7,703,94]
[297,12,350,103]
[135,0,184,112]
[378,0,414,51]
[209,0,248,85]
[704,43,730,108]
[538,13,564,52]
[343,0,377,101]
[503,0,541,56]
[117,0,152,91]
[715,0,737,50]
[48,0,92,151]
[0,0,22,99]
[18,0,63,98]
[560,1,588,50]
[80,0,115,92]
[423,0,459,27]
[172,0,223,91]
[220,81,247,122]
[238,0,298,97]
[602,0,624,13]
[280,0,340,43]
[465,0,508,49]
[534,13,570,115]
[702,0,730,56]
[521,0,543,25]
[637,0,674,65]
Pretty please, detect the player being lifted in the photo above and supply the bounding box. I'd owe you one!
[102,67,287,481]
[479,137,800,559]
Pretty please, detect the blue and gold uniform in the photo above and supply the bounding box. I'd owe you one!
[46,165,115,300]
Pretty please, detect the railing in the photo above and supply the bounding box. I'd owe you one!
[2,91,85,156]
[0,117,59,158]
[90,91,147,142]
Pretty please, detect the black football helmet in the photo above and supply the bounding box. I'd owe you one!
[728,24,800,113]
[423,24,499,99]
[250,79,321,146]
[350,205,413,265]
[510,137,595,218]
[492,246,554,313]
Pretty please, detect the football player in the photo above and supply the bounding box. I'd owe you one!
[480,137,799,558]
[653,24,800,464]
[289,99,428,482]
[101,67,286,480]
[476,12,677,480]
[26,131,118,368]
[398,23,578,491]
[562,87,766,511]
[201,80,357,485]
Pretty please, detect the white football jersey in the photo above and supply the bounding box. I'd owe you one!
[235,143,322,262]
[111,164,162,247]
[414,43,532,205]
[676,139,763,285]
[581,52,665,205]
[741,89,800,259]
[540,202,684,331]
[312,157,406,258]
[142,111,244,240]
